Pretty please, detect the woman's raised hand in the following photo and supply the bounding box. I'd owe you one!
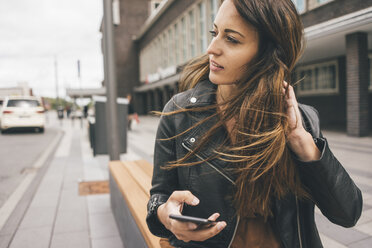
[283,82,321,161]
[157,190,227,242]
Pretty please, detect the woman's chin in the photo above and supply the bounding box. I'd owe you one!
[209,73,223,84]
[209,74,235,85]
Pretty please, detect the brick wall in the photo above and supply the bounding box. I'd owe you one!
[346,32,369,136]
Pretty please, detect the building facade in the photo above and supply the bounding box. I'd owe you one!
[112,0,372,136]
[0,83,32,105]
[101,0,154,97]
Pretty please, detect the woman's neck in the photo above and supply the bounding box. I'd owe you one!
[216,84,236,105]
[217,84,237,143]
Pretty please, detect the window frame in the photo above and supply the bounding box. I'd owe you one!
[296,60,339,96]
[168,28,174,66]
[309,0,334,10]
[292,0,307,13]
[198,1,207,54]
[181,17,188,63]
[174,23,180,65]
[188,9,196,59]
[163,32,169,67]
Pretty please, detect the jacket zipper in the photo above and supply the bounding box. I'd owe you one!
[227,215,240,248]
[296,196,303,248]
[181,142,239,246]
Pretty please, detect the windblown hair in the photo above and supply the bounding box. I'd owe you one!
[162,0,308,219]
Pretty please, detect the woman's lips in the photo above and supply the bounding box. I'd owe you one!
[210,60,224,72]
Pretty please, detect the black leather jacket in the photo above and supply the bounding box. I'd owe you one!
[146,80,362,248]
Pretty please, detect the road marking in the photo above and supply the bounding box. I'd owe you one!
[0,131,63,231]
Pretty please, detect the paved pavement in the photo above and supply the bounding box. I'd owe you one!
[0,113,371,247]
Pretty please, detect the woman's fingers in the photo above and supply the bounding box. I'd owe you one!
[177,221,227,242]
[170,219,198,231]
[162,191,227,242]
[169,190,199,206]
[207,213,220,222]
[281,81,305,132]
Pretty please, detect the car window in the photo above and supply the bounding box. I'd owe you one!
[7,99,41,107]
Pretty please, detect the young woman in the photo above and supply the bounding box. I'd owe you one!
[146,0,362,247]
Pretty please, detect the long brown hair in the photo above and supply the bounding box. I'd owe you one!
[162,0,307,219]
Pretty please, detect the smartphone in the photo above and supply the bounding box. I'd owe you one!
[169,214,217,227]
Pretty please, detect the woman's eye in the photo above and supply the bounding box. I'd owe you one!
[227,36,239,44]
[209,30,217,37]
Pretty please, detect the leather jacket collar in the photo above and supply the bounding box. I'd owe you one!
[183,80,218,108]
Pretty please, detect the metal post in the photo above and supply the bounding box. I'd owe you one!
[77,60,83,129]
[103,0,120,160]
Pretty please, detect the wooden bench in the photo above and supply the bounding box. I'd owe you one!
[109,160,161,248]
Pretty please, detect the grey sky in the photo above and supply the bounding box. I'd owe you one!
[0,0,103,98]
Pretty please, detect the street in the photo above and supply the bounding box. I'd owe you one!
[0,113,61,209]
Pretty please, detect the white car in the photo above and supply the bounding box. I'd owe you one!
[0,96,45,133]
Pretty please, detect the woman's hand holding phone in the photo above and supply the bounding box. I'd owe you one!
[157,190,227,242]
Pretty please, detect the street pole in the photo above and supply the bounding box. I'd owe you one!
[77,60,83,129]
[103,0,120,160]
[54,56,62,126]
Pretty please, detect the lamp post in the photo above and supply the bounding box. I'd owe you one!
[102,0,120,160]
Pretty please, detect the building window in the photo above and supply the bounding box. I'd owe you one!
[156,38,161,70]
[150,0,162,13]
[317,0,331,4]
[309,0,333,10]
[198,2,207,54]
[296,60,339,96]
[174,23,180,65]
[210,0,218,25]
[162,33,168,67]
[181,17,187,63]
[189,10,196,58]
[292,0,306,13]
[168,29,174,66]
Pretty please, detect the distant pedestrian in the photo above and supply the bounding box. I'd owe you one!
[83,105,88,118]
[146,0,362,247]
[127,94,139,131]
[66,105,71,118]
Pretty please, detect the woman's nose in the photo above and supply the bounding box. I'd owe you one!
[207,38,222,56]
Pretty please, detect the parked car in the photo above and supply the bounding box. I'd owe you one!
[0,96,45,133]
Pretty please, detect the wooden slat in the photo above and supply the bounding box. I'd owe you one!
[109,161,160,248]
[133,159,153,177]
[123,160,152,196]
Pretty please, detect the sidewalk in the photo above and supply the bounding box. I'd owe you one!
[2,115,372,248]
